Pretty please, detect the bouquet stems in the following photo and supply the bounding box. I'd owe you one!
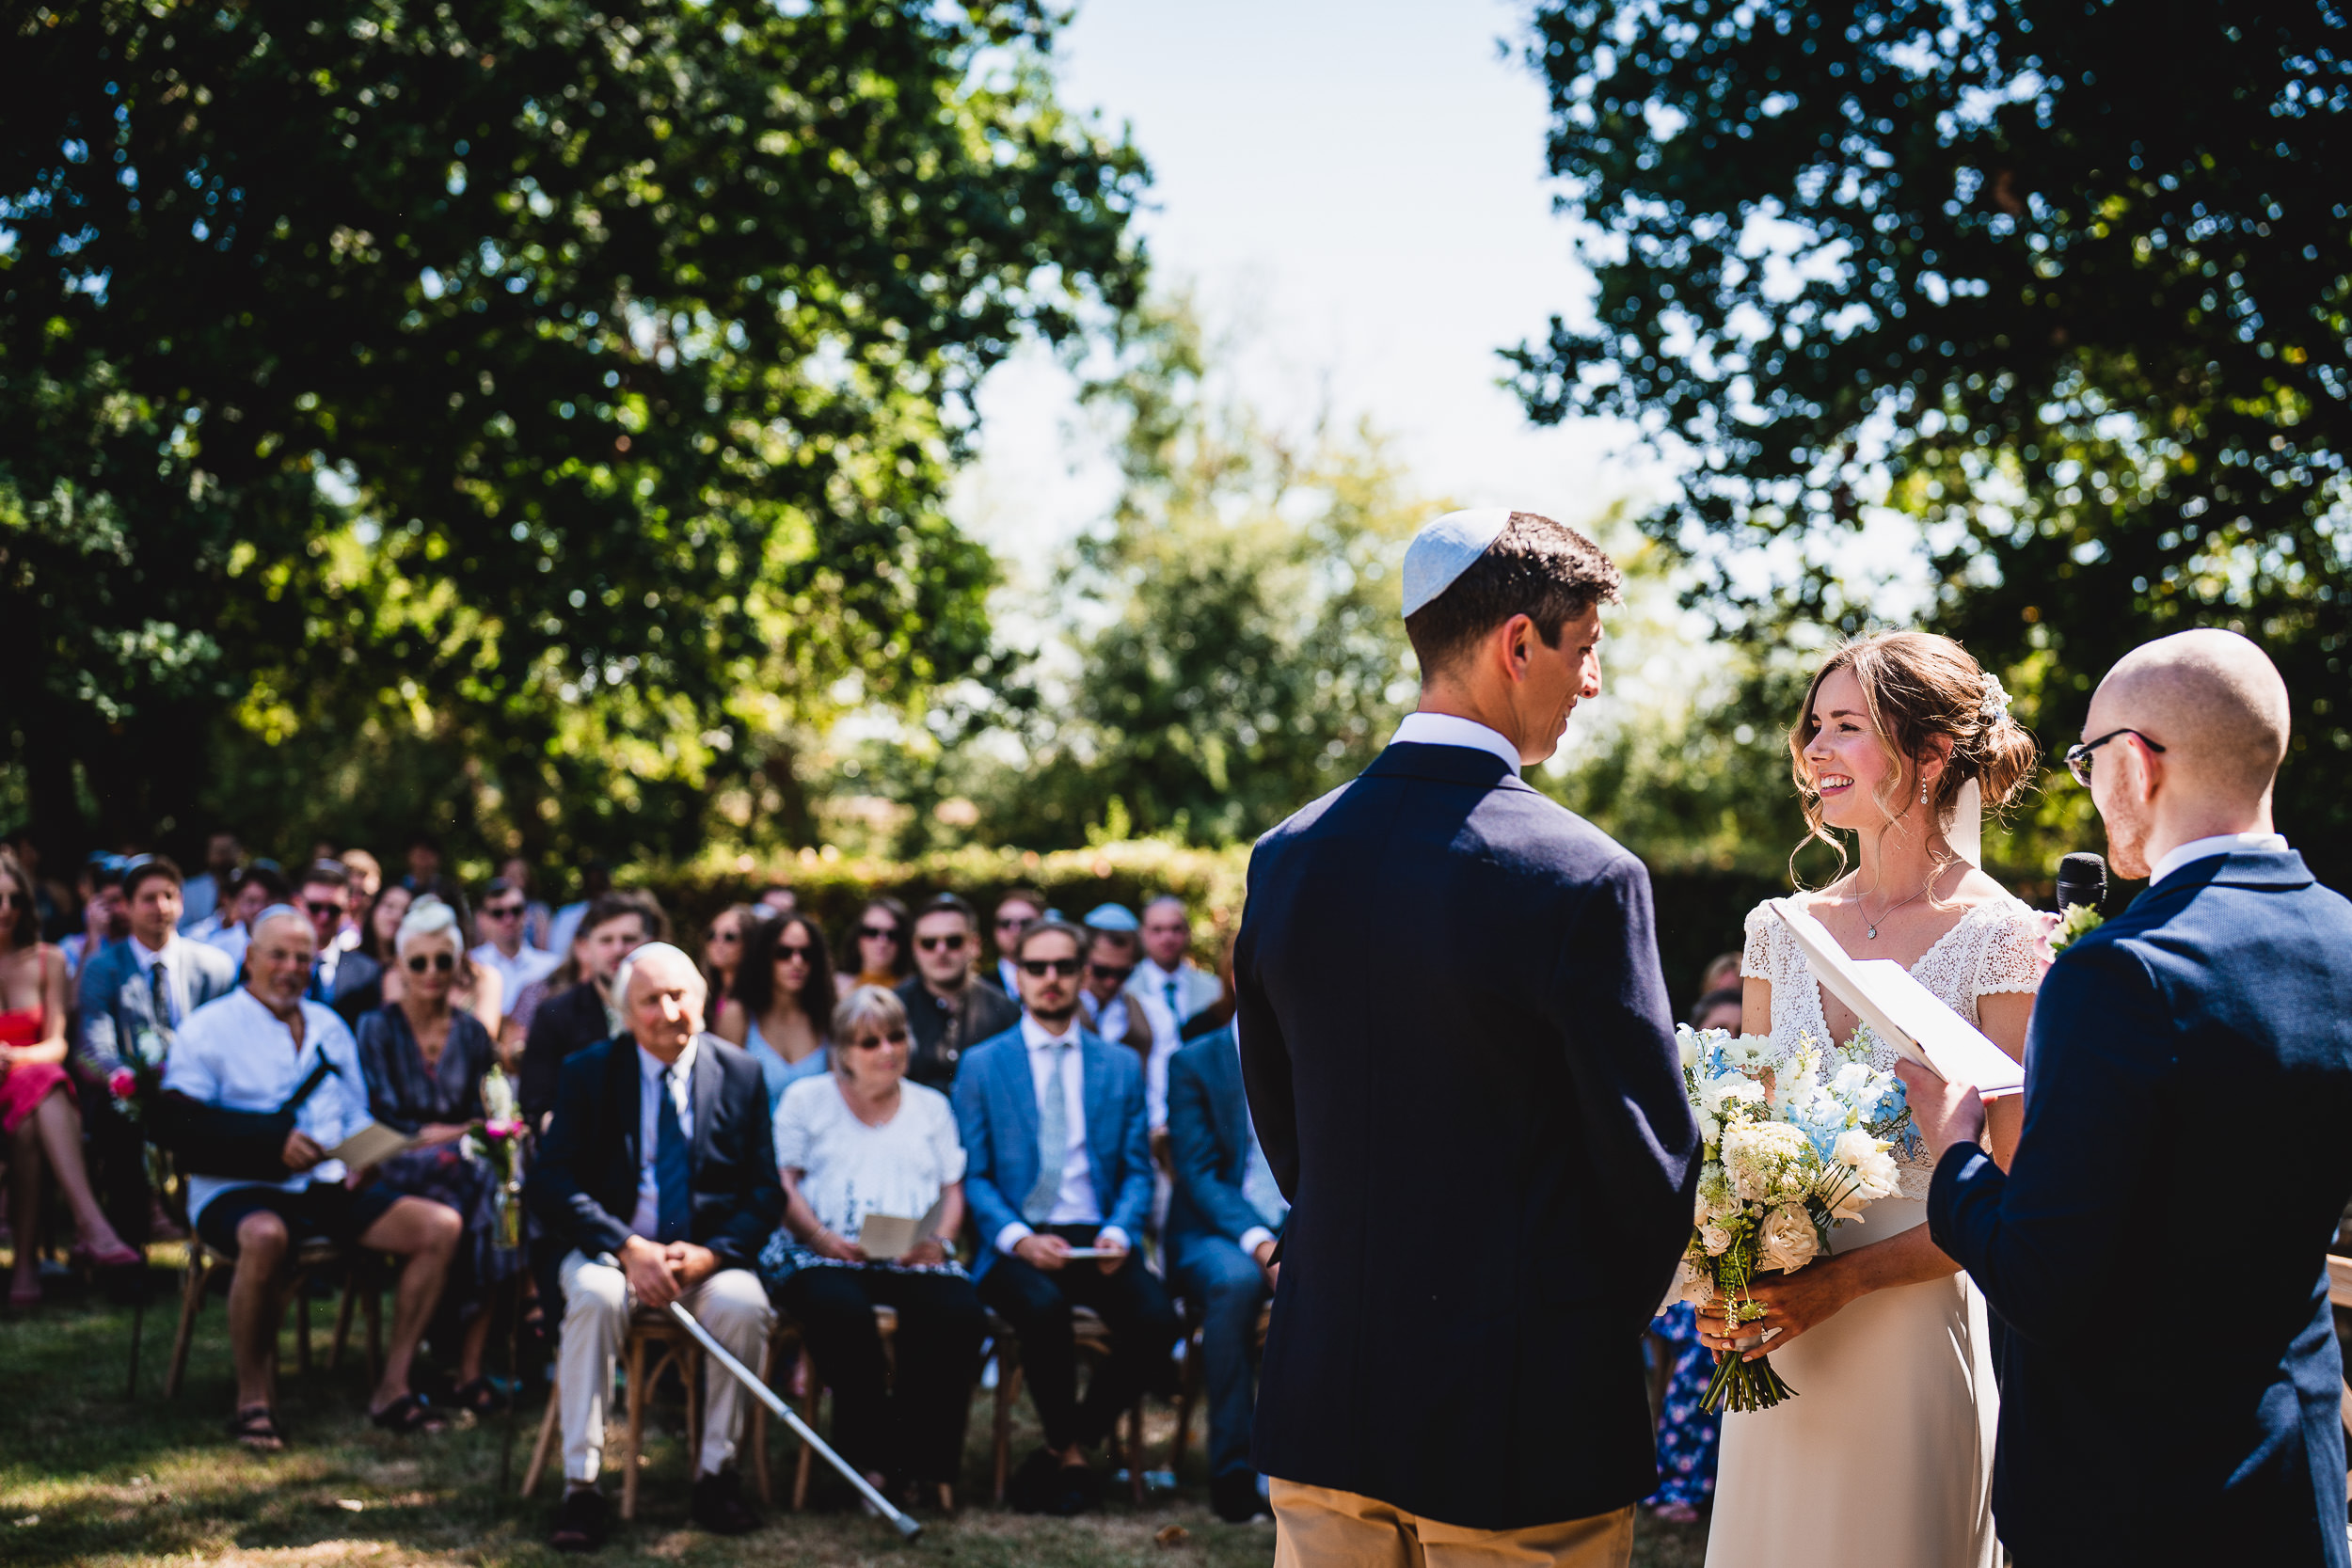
[1702,1339,1795,1413]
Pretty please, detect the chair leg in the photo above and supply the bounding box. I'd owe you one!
[791,1352,818,1512]
[329,1273,359,1370]
[1127,1399,1146,1505]
[164,1255,212,1399]
[1172,1339,1199,1482]
[363,1282,382,1386]
[751,1338,774,1510]
[521,1373,563,1498]
[683,1345,704,1480]
[992,1356,1022,1506]
[621,1335,646,1521]
[294,1279,312,1378]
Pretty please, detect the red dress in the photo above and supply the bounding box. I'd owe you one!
[0,946,72,1135]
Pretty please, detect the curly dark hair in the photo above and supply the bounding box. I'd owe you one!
[733,914,838,1026]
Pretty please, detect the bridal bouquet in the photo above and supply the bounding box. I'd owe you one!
[465,1065,528,1250]
[1670,1025,1912,1412]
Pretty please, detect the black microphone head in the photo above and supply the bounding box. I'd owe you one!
[2055,851,2107,912]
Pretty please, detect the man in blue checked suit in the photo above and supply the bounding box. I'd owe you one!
[953,917,1179,1516]
[1167,1021,1285,1524]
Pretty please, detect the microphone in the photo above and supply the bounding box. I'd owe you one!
[2055,852,2106,915]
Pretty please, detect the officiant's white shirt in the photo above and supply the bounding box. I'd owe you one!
[2149,832,2290,888]
[1391,712,1520,776]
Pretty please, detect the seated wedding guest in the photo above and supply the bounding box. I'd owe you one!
[402,833,445,895]
[1644,986,1741,1526]
[1075,913,1154,1065]
[952,918,1176,1515]
[360,881,412,969]
[3,831,71,943]
[754,882,799,920]
[841,895,912,991]
[896,895,1019,1092]
[498,856,555,951]
[543,859,612,961]
[981,889,1045,995]
[1696,951,1740,998]
[1087,903,1180,1128]
[1166,1012,1287,1524]
[2,848,143,1303]
[526,942,781,1549]
[163,905,464,1445]
[521,890,661,1127]
[179,831,243,934]
[1177,933,1239,1043]
[1137,896,1221,1042]
[757,985,984,1505]
[76,855,237,1247]
[700,903,758,1001]
[297,861,380,1014]
[339,849,383,942]
[714,913,833,1115]
[508,933,583,1053]
[200,863,289,970]
[355,896,522,1413]
[60,853,129,981]
[471,878,560,1016]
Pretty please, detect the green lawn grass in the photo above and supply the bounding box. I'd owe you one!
[0,1259,1708,1567]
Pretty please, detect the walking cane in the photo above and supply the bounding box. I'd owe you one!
[660,1297,922,1540]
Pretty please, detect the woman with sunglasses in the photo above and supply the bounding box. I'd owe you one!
[841,895,912,991]
[715,915,837,1115]
[756,985,983,1511]
[701,903,759,1001]
[352,895,521,1410]
[0,848,142,1304]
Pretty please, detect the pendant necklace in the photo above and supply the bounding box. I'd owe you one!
[1859,881,1931,940]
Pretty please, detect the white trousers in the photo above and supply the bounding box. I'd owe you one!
[556,1249,775,1484]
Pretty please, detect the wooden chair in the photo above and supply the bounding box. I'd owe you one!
[748,1307,974,1513]
[990,1306,1151,1506]
[163,1239,378,1400]
[1168,1299,1271,1483]
[520,1307,705,1521]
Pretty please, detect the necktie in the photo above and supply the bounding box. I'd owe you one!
[149,959,176,1036]
[1021,1041,1072,1226]
[654,1066,691,1244]
[1164,974,1182,1030]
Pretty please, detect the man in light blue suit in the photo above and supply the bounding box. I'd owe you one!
[1167,1021,1284,1524]
[75,855,237,1240]
[953,917,1179,1516]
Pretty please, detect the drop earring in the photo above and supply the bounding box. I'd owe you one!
[1919,779,1929,805]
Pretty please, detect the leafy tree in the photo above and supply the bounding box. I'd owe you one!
[1,0,1143,865]
[1513,0,2352,884]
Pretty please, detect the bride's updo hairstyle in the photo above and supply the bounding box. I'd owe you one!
[1788,631,2040,879]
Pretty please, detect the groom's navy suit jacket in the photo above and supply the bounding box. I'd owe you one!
[1930,849,2352,1567]
[1235,740,1700,1530]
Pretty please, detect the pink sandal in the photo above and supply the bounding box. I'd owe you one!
[75,1242,145,1272]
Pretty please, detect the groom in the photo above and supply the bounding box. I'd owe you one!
[1236,510,1700,1567]
[1906,629,2352,1567]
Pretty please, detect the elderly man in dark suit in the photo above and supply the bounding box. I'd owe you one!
[953,917,1177,1516]
[1237,510,1699,1567]
[76,854,238,1239]
[1910,629,2352,1568]
[1167,1021,1285,1523]
[526,942,782,1552]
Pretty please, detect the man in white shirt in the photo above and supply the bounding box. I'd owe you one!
[163,906,463,1447]
[950,919,1178,1515]
[526,942,781,1550]
[470,878,559,1014]
[1136,896,1223,1036]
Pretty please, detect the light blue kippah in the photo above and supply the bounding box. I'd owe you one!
[1082,902,1139,932]
[1401,508,1512,618]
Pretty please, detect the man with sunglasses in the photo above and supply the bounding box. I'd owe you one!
[893,894,1018,1092]
[953,918,1178,1515]
[295,861,380,1016]
[1075,911,1155,1067]
[469,877,559,1017]
[981,888,1046,996]
[1908,628,2352,1568]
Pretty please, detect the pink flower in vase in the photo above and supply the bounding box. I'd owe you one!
[485,1118,522,1141]
[107,1067,139,1101]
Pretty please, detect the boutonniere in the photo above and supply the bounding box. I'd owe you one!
[2046,902,2105,957]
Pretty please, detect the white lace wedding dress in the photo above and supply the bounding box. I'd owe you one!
[1704,895,2044,1568]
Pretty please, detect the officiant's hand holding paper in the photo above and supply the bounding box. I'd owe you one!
[1893,1058,1987,1158]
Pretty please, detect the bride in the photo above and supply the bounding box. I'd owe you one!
[1701,630,2046,1568]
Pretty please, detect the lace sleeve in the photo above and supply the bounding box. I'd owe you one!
[1740,902,1775,982]
[1973,905,2049,997]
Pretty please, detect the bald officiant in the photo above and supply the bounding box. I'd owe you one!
[1906,629,2352,1568]
[1237,509,1697,1568]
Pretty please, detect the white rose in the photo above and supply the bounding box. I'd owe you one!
[1758,1205,1820,1273]
[1677,1026,1701,1070]
[1677,1262,1716,1307]
[1701,1223,1733,1256]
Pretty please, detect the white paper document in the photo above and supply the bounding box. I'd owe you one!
[324,1122,421,1170]
[1770,899,2027,1098]
[853,1196,948,1262]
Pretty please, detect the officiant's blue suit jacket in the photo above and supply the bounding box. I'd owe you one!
[1236,740,1700,1530]
[1930,849,2352,1567]
[951,1024,1155,1283]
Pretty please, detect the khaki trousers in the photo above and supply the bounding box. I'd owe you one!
[1270,1479,1635,1568]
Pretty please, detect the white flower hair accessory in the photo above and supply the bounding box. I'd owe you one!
[1978,673,2011,722]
